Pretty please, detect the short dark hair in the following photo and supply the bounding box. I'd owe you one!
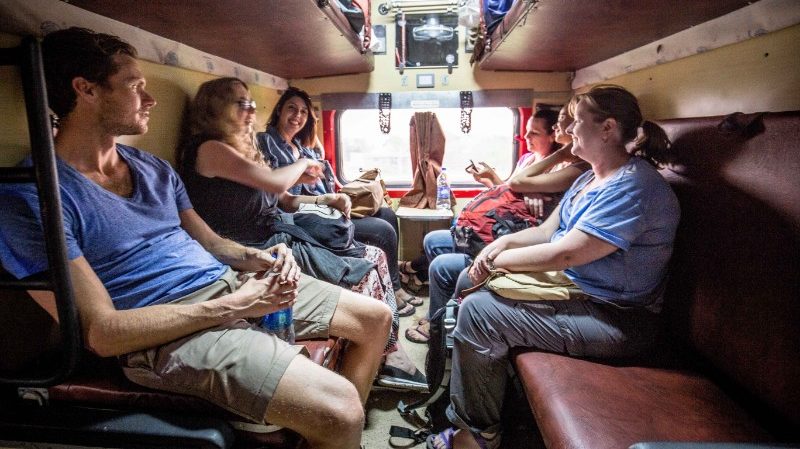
[41,27,137,118]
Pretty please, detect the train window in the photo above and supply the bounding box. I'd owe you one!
[338,107,517,186]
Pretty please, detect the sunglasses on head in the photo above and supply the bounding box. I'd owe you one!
[237,99,257,111]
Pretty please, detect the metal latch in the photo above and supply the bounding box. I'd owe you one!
[18,387,49,406]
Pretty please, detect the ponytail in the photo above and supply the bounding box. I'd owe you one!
[631,120,671,167]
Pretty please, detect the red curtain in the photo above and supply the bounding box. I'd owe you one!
[399,112,453,209]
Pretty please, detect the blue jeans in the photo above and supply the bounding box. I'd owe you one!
[424,229,472,320]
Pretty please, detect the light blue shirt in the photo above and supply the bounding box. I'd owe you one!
[0,145,227,310]
[551,157,680,308]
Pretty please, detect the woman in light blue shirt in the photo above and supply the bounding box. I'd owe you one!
[429,85,680,449]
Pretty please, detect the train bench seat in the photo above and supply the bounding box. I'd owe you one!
[513,111,800,449]
[0,286,345,449]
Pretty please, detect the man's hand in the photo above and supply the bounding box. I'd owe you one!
[241,243,300,284]
[298,159,324,184]
[235,272,298,317]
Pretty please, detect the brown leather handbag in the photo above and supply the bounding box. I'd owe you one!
[339,168,392,218]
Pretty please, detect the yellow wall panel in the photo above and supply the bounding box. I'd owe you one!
[599,24,800,119]
[1,32,279,166]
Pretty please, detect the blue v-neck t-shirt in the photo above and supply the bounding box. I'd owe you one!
[0,144,227,310]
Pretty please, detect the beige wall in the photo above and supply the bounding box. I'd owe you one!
[596,24,800,119]
[0,32,280,166]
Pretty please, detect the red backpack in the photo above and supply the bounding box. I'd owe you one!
[452,184,541,257]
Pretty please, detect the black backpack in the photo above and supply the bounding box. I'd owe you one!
[389,299,458,446]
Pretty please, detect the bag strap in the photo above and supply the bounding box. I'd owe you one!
[458,269,504,298]
[391,299,458,446]
[389,425,429,446]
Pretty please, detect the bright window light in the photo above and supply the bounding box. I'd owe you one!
[338,107,517,186]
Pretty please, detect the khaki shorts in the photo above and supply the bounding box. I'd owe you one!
[119,268,340,423]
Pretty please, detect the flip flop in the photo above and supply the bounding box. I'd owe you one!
[426,427,494,449]
[405,293,424,307]
[405,320,430,344]
[426,427,455,449]
[396,298,415,317]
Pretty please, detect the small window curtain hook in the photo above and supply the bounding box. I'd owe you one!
[460,90,473,133]
[379,92,392,134]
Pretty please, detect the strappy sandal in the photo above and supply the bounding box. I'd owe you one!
[404,319,430,344]
[399,261,428,294]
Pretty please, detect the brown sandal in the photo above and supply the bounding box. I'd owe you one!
[399,261,427,293]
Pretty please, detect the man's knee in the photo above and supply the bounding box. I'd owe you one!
[334,290,392,341]
[312,379,364,434]
[267,358,364,437]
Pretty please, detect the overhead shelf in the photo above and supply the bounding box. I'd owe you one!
[478,0,754,72]
[67,0,375,80]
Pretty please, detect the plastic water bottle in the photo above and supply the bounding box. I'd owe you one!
[261,307,295,344]
[436,168,451,210]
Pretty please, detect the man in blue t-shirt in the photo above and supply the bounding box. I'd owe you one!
[0,27,390,449]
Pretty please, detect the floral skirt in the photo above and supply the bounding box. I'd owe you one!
[351,245,398,352]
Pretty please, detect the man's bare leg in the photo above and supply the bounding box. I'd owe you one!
[330,289,393,404]
[266,355,363,449]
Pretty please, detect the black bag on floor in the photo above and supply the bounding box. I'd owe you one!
[389,299,458,446]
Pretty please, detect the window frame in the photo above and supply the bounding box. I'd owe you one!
[321,90,536,189]
[334,107,521,188]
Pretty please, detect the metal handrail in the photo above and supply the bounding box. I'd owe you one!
[0,36,81,386]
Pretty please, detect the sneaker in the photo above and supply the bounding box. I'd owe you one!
[374,366,429,393]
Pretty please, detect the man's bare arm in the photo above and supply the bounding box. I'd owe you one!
[28,256,287,357]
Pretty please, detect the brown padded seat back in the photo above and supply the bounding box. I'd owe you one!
[656,111,800,427]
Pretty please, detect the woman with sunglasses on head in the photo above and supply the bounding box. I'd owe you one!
[258,86,424,318]
[176,78,428,392]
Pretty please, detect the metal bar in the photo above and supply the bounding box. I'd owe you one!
[0,167,36,183]
[0,36,82,387]
[379,0,461,15]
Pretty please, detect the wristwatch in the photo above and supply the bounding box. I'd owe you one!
[486,258,496,271]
